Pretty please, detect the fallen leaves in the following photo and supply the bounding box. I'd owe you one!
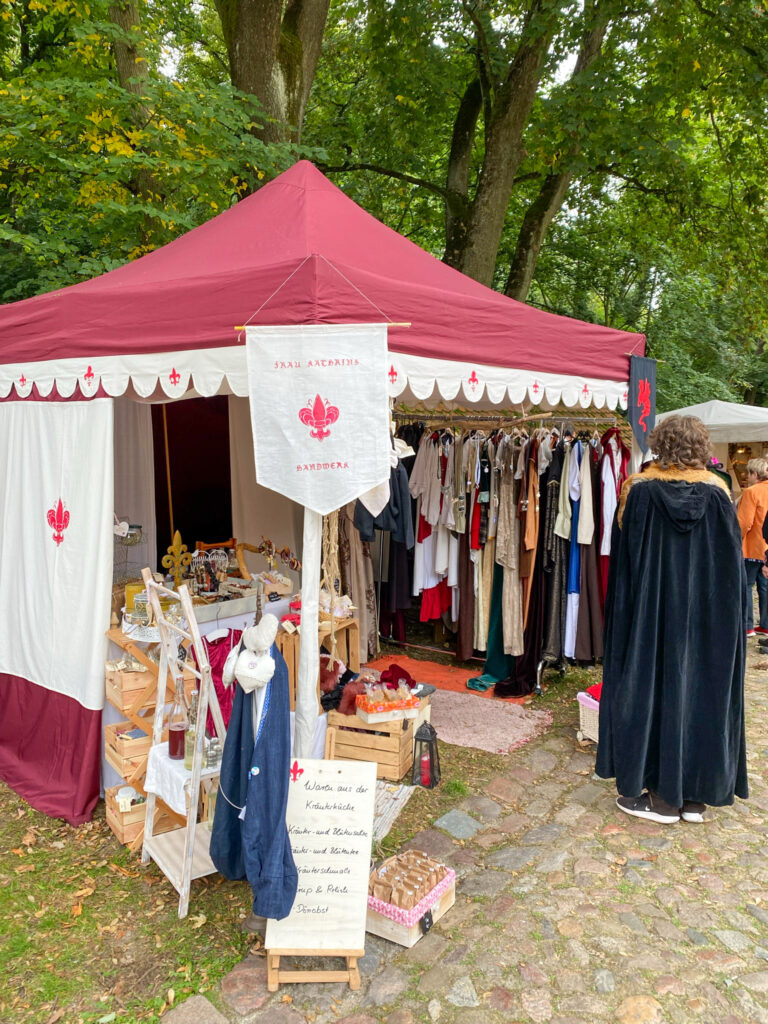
[188,913,206,929]
[71,904,82,918]
[15,864,36,873]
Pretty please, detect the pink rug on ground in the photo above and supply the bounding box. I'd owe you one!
[429,687,553,755]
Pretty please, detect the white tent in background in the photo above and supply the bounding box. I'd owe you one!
[658,399,768,497]
[657,399,768,442]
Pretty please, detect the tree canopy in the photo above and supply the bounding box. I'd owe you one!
[2,0,767,409]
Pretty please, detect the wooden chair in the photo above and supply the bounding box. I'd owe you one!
[194,537,236,554]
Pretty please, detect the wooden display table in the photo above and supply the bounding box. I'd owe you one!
[276,617,360,710]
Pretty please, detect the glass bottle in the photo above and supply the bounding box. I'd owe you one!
[184,690,199,770]
[207,780,218,831]
[168,678,188,760]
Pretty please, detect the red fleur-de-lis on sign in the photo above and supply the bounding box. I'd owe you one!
[47,499,70,546]
[84,365,94,382]
[169,368,181,386]
[289,760,304,782]
[388,365,398,384]
[581,384,590,398]
[468,371,479,390]
[298,394,339,441]
[19,374,27,387]
[532,380,540,395]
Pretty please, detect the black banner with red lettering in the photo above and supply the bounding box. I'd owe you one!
[628,355,656,454]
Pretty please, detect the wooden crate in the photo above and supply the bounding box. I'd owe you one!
[276,617,360,710]
[104,720,154,779]
[366,879,455,947]
[104,786,181,845]
[327,709,414,782]
[105,668,196,715]
[106,669,155,714]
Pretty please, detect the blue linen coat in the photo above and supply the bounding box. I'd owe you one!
[210,643,298,920]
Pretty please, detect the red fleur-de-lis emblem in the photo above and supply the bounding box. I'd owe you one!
[47,499,70,546]
[84,365,94,381]
[169,368,181,386]
[298,394,339,441]
[532,380,540,395]
[622,389,628,405]
[581,384,590,398]
[19,374,26,387]
[289,760,304,782]
[468,371,479,390]
[388,365,398,384]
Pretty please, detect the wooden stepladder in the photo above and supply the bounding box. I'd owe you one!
[140,568,227,918]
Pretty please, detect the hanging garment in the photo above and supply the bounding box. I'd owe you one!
[457,527,476,661]
[353,461,415,548]
[598,427,631,605]
[554,444,573,539]
[574,446,604,661]
[468,561,516,690]
[563,442,583,659]
[193,629,242,736]
[520,438,541,627]
[596,464,747,808]
[210,644,298,919]
[339,503,377,664]
[494,466,549,699]
[542,440,569,663]
[495,436,524,657]
[474,536,496,652]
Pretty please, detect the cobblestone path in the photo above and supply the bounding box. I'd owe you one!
[173,645,768,1024]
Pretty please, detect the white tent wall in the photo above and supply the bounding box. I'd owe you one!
[114,398,157,575]
[228,396,302,583]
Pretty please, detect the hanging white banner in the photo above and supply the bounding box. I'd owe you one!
[245,324,391,516]
[0,398,114,710]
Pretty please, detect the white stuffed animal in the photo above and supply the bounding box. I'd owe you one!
[227,613,279,694]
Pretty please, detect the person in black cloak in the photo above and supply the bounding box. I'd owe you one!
[596,415,748,824]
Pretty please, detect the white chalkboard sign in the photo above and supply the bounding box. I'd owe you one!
[265,758,377,954]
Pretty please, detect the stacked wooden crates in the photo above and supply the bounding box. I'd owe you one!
[104,628,190,846]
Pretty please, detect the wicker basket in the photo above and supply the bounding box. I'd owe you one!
[576,691,600,743]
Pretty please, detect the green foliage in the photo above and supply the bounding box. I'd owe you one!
[0,0,311,301]
[2,0,768,410]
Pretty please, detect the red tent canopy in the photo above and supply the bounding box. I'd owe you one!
[0,161,644,381]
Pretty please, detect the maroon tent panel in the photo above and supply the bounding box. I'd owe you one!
[0,161,644,378]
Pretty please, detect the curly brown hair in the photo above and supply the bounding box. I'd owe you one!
[647,415,712,470]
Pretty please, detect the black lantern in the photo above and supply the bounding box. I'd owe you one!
[412,721,440,789]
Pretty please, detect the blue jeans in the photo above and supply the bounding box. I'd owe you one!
[745,559,768,631]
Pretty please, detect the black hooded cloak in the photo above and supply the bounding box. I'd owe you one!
[596,466,748,808]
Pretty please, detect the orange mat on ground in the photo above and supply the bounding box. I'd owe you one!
[364,654,527,704]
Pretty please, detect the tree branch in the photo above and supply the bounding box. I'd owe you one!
[319,162,448,200]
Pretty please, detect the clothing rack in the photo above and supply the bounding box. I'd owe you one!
[394,407,622,430]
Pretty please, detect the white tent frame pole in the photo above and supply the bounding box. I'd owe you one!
[295,507,322,758]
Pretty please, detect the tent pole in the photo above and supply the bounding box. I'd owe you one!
[162,404,175,539]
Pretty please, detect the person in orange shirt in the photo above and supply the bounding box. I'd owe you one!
[737,457,768,637]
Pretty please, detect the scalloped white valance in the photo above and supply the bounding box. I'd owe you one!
[0,343,628,411]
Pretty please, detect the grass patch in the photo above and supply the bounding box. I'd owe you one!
[0,788,252,1024]
[443,778,470,798]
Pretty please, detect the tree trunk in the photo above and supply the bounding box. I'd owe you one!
[504,0,613,300]
[214,0,330,144]
[505,170,573,299]
[444,78,483,268]
[108,1,159,209]
[458,0,564,285]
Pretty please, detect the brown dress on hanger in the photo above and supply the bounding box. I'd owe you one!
[519,438,540,627]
